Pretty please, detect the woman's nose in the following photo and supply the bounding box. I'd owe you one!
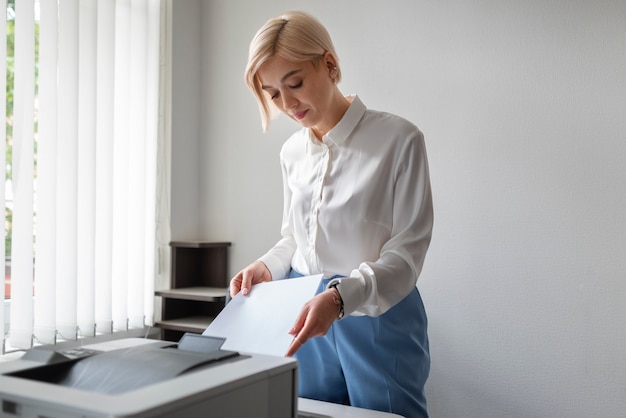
[281,92,298,110]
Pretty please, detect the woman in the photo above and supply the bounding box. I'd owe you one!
[230,11,433,418]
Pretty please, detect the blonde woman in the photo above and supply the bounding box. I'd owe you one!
[231,11,433,418]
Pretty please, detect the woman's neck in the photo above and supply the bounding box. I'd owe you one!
[311,93,351,141]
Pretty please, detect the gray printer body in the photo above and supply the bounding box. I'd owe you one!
[0,337,297,418]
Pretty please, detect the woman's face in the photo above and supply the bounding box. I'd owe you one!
[257,54,341,137]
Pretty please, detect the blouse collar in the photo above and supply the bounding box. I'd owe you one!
[308,95,366,147]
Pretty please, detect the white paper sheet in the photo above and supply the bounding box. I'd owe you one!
[203,274,322,357]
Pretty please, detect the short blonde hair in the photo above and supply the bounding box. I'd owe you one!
[245,11,342,131]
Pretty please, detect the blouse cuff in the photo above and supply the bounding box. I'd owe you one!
[258,254,289,281]
[325,276,365,317]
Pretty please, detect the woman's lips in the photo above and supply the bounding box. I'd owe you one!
[293,109,308,120]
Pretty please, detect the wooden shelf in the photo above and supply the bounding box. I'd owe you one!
[155,315,215,333]
[155,287,227,302]
[155,241,231,341]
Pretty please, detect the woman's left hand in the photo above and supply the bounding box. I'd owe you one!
[285,289,341,357]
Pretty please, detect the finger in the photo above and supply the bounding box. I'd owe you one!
[229,274,242,298]
[241,269,254,296]
[285,335,305,357]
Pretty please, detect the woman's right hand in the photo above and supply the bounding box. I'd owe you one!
[229,260,272,298]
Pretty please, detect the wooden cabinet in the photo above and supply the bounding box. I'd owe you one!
[155,241,231,341]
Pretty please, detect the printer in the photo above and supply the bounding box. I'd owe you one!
[0,335,297,418]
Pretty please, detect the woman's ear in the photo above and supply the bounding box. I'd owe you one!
[323,52,339,82]
[323,51,338,74]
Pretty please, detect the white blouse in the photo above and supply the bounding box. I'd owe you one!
[259,95,433,317]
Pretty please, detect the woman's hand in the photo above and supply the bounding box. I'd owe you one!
[229,261,272,298]
[285,288,341,357]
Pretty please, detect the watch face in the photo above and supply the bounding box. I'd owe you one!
[329,284,344,319]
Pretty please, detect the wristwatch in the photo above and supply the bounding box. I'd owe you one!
[328,282,345,320]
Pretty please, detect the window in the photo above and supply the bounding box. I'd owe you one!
[1,0,165,353]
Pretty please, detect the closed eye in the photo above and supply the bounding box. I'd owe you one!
[269,81,302,101]
[289,80,303,89]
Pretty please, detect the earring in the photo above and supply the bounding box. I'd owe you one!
[330,67,338,82]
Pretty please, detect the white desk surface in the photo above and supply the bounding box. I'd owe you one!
[298,398,404,418]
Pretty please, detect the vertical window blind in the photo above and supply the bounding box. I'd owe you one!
[1,0,162,352]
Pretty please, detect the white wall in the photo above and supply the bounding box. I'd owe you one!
[170,0,203,238]
[171,1,626,417]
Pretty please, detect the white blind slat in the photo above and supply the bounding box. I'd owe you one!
[94,0,116,335]
[9,0,36,350]
[142,0,161,326]
[112,0,131,331]
[33,0,59,345]
[127,0,148,329]
[76,0,98,337]
[55,0,80,340]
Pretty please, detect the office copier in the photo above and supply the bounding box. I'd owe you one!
[0,335,297,418]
